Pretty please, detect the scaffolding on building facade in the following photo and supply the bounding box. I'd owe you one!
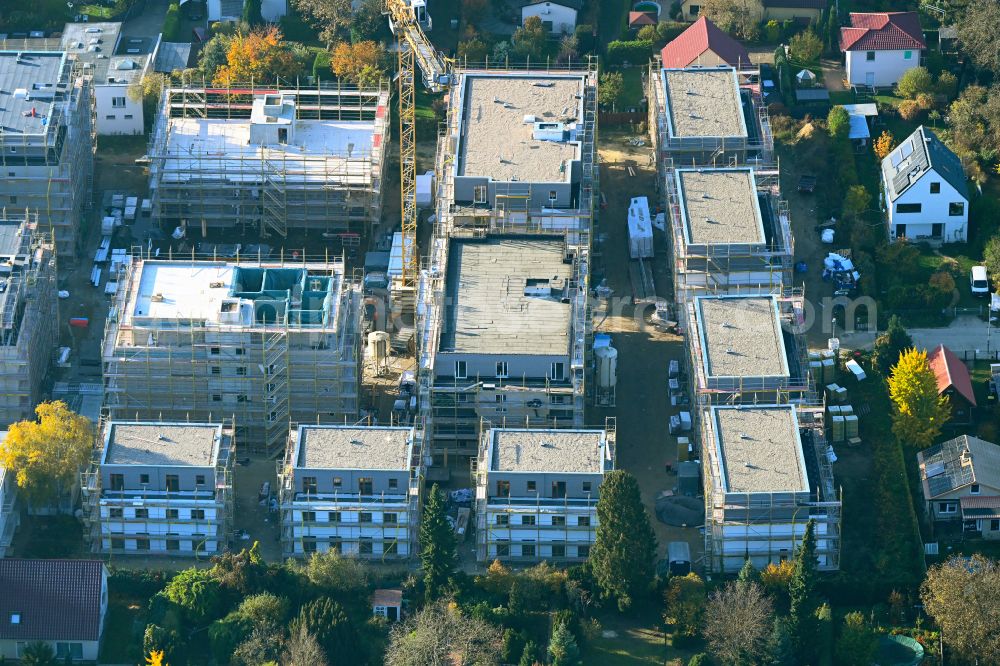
[79,417,236,556]
[276,418,426,559]
[101,251,361,454]
[701,405,841,572]
[146,81,391,239]
[0,212,57,428]
[471,417,616,562]
[0,54,93,258]
[664,162,794,309]
[416,63,599,462]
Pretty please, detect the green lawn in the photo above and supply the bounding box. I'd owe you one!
[583,616,695,666]
[915,247,981,309]
[620,68,644,109]
[599,0,630,50]
[80,4,115,18]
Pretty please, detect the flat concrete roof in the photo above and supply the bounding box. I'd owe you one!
[61,22,151,84]
[0,51,68,136]
[161,117,377,185]
[457,74,583,183]
[296,425,412,471]
[103,422,221,467]
[441,237,572,356]
[490,429,604,474]
[696,296,789,379]
[663,68,747,139]
[131,262,236,321]
[712,405,808,494]
[678,169,765,245]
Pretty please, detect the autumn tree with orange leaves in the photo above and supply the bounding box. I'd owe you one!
[330,40,385,86]
[213,27,302,86]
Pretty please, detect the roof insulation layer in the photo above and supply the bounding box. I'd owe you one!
[712,405,809,494]
[678,169,765,245]
[490,428,605,474]
[295,425,412,471]
[103,422,222,467]
[696,295,789,379]
[457,74,584,183]
[662,68,748,139]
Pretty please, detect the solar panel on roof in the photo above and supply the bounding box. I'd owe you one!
[928,474,956,496]
[901,139,914,158]
[893,171,910,193]
[890,151,903,168]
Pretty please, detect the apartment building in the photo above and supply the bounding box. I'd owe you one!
[80,421,235,556]
[702,404,841,572]
[102,258,361,452]
[0,51,93,257]
[147,83,390,238]
[648,66,771,168]
[418,236,589,466]
[277,424,424,559]
[0,215,57,428]
[473,425,615,562]
[667,167,792,304]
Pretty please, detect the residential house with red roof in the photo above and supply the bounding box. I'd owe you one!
[660,17,752,70]
[929,343,977,425]
[918,435,1000,538]
[840,12,925,87]
[0,559,108,661]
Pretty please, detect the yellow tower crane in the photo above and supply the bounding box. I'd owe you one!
[384,0,450,289]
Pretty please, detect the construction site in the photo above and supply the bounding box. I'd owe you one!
[472,420,615,563]
[0,213,57,429]
[666,166,793,304]
[416,65,598,470]
[146,82,391,239]
[101,254,362,453]
[80,419,235,556]
[0,50,94,258]
[701,404,841,573]
[276,422,425,559]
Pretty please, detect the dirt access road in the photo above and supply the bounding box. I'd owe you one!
[590,131,704,566]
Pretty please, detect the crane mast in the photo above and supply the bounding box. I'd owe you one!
[384,0,448,290]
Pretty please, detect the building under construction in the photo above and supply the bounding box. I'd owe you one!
[472,421,615,563]
[416,65,598,467]
[277,422,425,559]
[0,51,93,257]
[701,404,840,572]
[80,419,235,556]
[101,254,362,452]
[667,166,792,304]
[0,214,57,428]
[147,83,391,239]
[647,65,772,171]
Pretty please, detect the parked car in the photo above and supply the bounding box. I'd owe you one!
[971,265,990,297]
[667,541,691,576]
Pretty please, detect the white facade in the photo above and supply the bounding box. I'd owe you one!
[262,0,287,21]
[94,83,144,136]
[845,48,919,87]
[521,2,578,34]
[479,502,597,561]
[283,501,415,557]
[886,168,968,243]
[96,500,227,554]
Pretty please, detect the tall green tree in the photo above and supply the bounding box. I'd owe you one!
[512,16,547,59]
[548,621,581,666]
[241,0,263,27]
[663,573,706,637]
[738,559,760,587]
[922,554,1000,664]
[591,470,657,610]
[291,598,360,666]
[598,71,624,110]
[788,519,820,663]
[419,483,457,602]
[872,315,914,376]
[888,348,952,448]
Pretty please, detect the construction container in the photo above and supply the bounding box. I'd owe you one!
[627,196,654,259]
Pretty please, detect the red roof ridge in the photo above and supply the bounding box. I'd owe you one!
[928,344,977,407]
[660,17,752,70]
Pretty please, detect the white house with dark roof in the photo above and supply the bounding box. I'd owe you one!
[0,559,108,661]
[917,435,1000,536]
[840,12,925,87]
[880,125,969,244]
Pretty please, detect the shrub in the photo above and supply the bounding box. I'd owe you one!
[827,106,850,140]
[637,25,658,42]
[916,92,936,110]
[574,25,595,53]
[896,66,933,99]
[935,71,958,100]
[790,30,823,62]
[312,50,331,80]
[605,39,653,66]
[656,20,688,43]
[898,99,922,121]
[764,20,780,42]
[162,3,182,42]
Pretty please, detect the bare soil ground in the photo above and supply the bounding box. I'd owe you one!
[590,131,704,567]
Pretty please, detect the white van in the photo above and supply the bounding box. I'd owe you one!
[971,266,990,297]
